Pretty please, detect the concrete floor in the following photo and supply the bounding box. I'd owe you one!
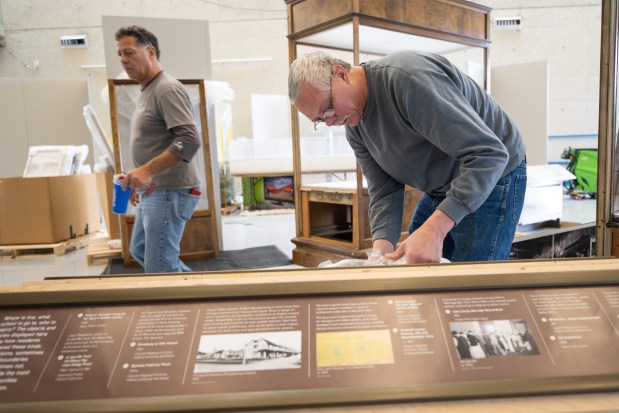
[0,196,596,289]
[0,212,296,288]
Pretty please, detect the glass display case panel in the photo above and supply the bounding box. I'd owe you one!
[111,80,211,215]
[612,44,619,222]
[293,34,486,181]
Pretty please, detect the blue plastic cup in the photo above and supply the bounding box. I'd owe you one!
[112,174,130,214]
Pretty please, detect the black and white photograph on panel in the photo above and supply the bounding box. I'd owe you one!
[449,319,540,360]
[194,331,302,373]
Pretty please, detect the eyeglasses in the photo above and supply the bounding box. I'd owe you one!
[313,101,335,130]
[313,80,335,130]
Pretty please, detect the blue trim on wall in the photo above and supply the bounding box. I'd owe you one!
[547,133,598,139]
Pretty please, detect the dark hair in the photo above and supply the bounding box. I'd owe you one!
[115,25,160,60]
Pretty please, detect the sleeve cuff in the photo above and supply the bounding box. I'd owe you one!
[437,196,471,225]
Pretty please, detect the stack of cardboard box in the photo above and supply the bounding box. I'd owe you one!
[0,174,101,245]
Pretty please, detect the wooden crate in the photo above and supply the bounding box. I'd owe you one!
[0,235,90,259]
[86,236,122,265]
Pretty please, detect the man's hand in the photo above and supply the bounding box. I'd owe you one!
[121,150,183,191]
[372,238,395,256]
[129,189,140,206]
[368,239,395,265]
[123,165,154,191]
[385,210,455,264]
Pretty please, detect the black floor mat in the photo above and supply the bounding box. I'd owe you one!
[100,245,292,275]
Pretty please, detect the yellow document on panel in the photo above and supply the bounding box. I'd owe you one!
[316,329,395,368]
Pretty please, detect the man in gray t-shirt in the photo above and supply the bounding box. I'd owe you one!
[116,25,201,273]
[289,51,527,264]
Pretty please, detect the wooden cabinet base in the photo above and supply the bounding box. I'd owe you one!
[293,185,422,267]
[292,236,370,267]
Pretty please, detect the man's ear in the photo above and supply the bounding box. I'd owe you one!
[332,65,349,82]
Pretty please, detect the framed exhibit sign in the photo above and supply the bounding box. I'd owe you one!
[0,259,619,412]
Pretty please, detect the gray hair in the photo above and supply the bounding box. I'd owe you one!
[288,51,351,103]
[115,25,161,60]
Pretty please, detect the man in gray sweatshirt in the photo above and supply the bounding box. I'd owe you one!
[289,51,526,263]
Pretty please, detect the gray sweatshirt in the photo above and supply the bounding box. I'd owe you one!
[346,51,526,247]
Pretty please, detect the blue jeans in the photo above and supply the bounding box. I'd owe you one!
[130,189,200,273]
[409,160,527,262]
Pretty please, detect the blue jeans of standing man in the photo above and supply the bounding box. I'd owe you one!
[130,189,200,273]
[409,160,527,262]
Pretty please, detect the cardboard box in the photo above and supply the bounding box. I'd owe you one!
[0,174,101,245]
[519,164,576,226]
[95,172,121,240]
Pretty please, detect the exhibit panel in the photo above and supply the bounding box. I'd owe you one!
[108,79,220,266]
[285,0,492,266]
[1,258,619,412]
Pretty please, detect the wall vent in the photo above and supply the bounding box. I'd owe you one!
[60,35,88,48]
[495,16,522,30]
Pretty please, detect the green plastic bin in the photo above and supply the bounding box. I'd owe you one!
[571,149,598,193]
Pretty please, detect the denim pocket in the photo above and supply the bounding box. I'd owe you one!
[512,173,528,224]
[178,192,200,221]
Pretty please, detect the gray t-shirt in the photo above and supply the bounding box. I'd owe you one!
[347,51,526,247]
[131,71,201,190]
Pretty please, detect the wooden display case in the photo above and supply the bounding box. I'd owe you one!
[294,182,422,266]
[285,0,492,266]
[108,79,220,266]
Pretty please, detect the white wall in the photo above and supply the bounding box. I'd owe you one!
[0,0,289,147]
[492,61,548,166]
[0,0,604,167]
[101,16,212,81]
[0,78,90,178]
[487,0,601,146]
